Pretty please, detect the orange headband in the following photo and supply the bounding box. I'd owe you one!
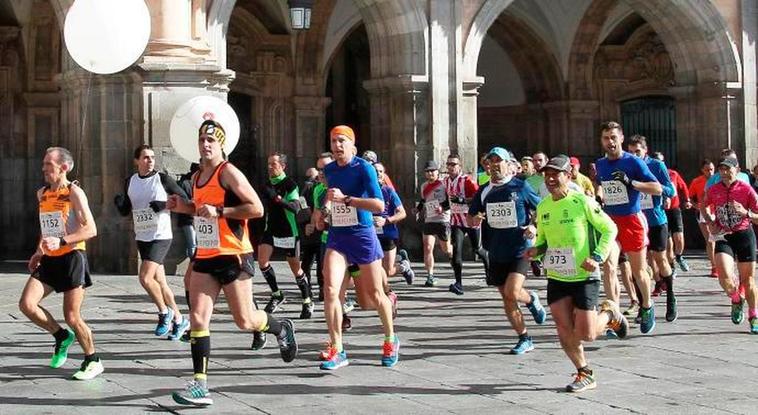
[330,125,355,142]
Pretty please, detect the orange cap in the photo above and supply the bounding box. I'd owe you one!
[330,125,356,141]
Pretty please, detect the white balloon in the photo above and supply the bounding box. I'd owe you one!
[170,96,241,163]
[64,0,151,75]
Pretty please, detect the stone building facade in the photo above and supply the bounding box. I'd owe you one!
[0,0,755,272]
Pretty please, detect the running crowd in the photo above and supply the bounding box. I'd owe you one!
[19,119,758,404]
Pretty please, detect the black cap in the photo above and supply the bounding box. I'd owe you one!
[424,160,439,171]
[540,154,572,173]
[718,157,738,168]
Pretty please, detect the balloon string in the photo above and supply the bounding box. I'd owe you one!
[76,71,92,180]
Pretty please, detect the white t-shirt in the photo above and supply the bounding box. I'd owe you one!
[127,172,172,241]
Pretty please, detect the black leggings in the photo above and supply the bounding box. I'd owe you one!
[450,226,488,284]
[301,243,323,290]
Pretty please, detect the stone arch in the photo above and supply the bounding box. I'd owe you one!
[462,0,517,79]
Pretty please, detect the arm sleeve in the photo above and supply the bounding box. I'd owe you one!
[464,177,478,198]
[534,203,547,252]
[655,164,676,198]
[159,172,187,199]
[114,177,132,216]
[391,190,403,214]
[748,186,758,212]
[676,174,690,201]
[635,158,659,183]
[282,181,301,213]
[363,163,383,201]
[585,197,618,260]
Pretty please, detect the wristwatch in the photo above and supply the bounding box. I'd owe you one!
[590,253,603,263]
[344,196,352,207]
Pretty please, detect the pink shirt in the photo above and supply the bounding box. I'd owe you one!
[706,179,758,232]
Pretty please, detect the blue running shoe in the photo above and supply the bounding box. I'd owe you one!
[640,305,656,334]
[168,317,190,341]
[605,328,619,339]
[750,317,758,334]
[526,291,546,325]
[381,336,400,367]
[510,336,534,355]
[155,309,174,337]
[172,380,213,406]
[320,350,349,370]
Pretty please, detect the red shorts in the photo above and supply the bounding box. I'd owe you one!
[610,212,649,253]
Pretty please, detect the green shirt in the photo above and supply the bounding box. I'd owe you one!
[535,191,617,282]
[313,182,328,243]
[525,174,545,192]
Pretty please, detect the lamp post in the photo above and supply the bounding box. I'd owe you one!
[288,0,314,30]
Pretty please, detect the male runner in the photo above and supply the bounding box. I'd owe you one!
[374,162,414,289]
[468,147,546,355]
[19,147,103,380]
[418,160,452,287]
[257,152,313,319]
[651,152,691,272]
[168,120,297,406]
[689,159,717,278]
[595,121,661,334]
[527,154,628,392]
[114,144,190,339]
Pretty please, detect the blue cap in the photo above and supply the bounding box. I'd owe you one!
[486,146,513,161]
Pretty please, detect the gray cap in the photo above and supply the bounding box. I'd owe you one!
[540,154,572,173]
[362,150,378,164]
[424,160,440,171]
[718,156,738,168]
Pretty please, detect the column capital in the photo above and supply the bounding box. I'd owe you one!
[138,63,234,92]
[462,76,484,96]
[363,75,429,95]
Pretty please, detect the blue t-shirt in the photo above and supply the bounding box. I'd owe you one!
[324,156,383,235]
[642,156,676,227]
[705,171,751,190]
[468,178,541,261]
[595,152,658,216]
[375,185,402,240]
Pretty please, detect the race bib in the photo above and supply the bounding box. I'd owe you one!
[375,225,384,235]
[273,236,296,249]
[132,208,158,237]
[544,248,577,277]
[425,200,441,217]
[486,201,517,229]
[640,193,654,210]
[298,196,308,209]
[194,216,220,249]
[601,180,629,206]
[332,202,358,227]
[39,211,65,238]
[451,203,468,215]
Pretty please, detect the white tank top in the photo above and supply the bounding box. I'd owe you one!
[127,172,172,241]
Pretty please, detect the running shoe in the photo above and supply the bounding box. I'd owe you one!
[402,264,415,285]
[155,309,174,337]
[320,350,349,370]
[510,336,534,355]
[731,300,745,325]
[342,314,352,332]
[526,291,547,325]
[676,256,690,272]
[750,317,758,334]
[666,294,678,322]
[566,371,596,393]
[397,249,409,263]
[387,291,398,319]
[180,330,191,343]
[424,275,437,287]
[264,291,286,313]
[168,317,190,341]
[530,260,543,277]
[710,268,719,279]
[600,300,628,339]
[449,282,464,296]
[381,336,400,367]
[319,341,335,361]
[251,331,267,350]
[623,302,639,317]
[640,306,656,334]
[172,380,213,406]
[300,300,314,320]
[71,359,104,380]
[605,328,618,339]
[276,319,298,363]
[50,329,76,368]
[342,298,357,314]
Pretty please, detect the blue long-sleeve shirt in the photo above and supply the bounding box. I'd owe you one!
[641,156,675,227]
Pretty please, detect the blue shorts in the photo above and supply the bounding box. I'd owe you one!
[327,230,384,265]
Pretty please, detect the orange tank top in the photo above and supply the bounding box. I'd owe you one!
[193,161,253,259]
[38,184,86,256]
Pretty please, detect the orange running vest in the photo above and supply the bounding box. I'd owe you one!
[38,184,86,256]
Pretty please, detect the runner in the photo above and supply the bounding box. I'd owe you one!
[299,166,322,305]
[595,121,662,334]
[569,157,596,197]
[19,146,103,380]
[526,151,548,192]
[477,153,491,186]
[444,153,488,295]
[689,159,718,278]
[314,125,398,370]
[418,160,452,287]
[468,146,546,355]
[526,154,627,392]
[114,144,190,339]
[701,157,758,334]
[651,152,691,272]
[627,136,678,323]
[312,152,333,301]
[257,152,313,319]
[168,120,297,406]
[374,162,414,289]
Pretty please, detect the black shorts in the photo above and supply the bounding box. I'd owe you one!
[137,239,172,264]
[33,250,92,293]
[261,232,300,258]
[715,229,757,262]
[665,208,683,234]
[547,279,600,311]
[192,253,255,285]
[423,222,450,241]
[488,259,529,286]
[379,237,397,252]
[648,224,668,252]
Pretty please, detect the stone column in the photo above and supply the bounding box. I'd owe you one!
[459,77,483,174]
[145,0,196,60]
[741,0,758,165]
[293,96,331,175]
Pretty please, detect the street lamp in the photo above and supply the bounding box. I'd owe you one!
[288,0,314,30]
